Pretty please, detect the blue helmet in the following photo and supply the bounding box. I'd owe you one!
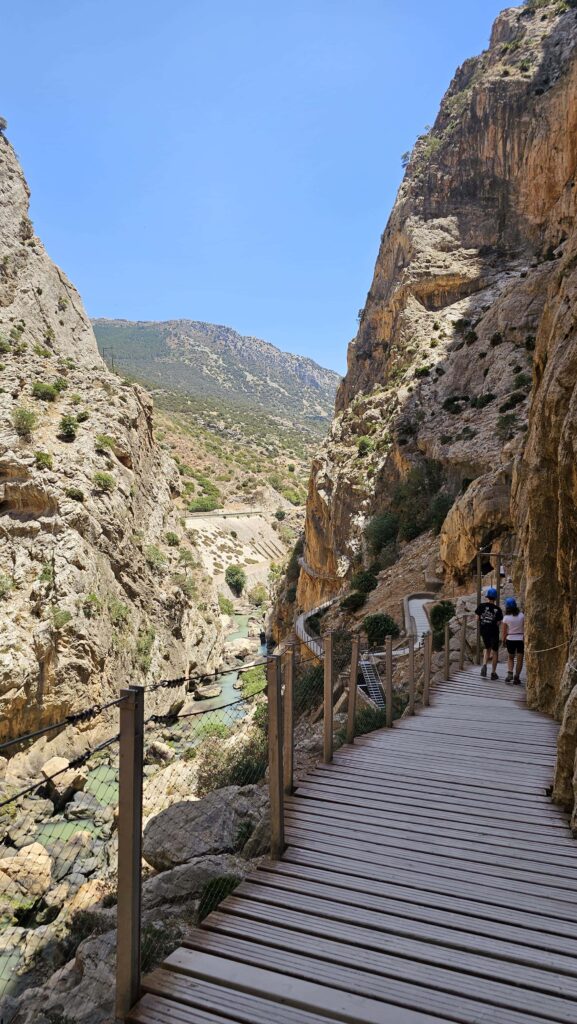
[486,587,498,599]
[505,597,518,612]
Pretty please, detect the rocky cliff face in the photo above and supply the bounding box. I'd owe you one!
[294,2,577,818]
[0,135,223,742]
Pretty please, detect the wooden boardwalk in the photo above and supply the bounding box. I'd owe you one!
[128,667,577,1024]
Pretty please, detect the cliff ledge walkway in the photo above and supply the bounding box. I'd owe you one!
[128,667,577,1024]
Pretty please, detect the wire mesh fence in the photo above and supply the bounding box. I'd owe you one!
[0,627,433,1023]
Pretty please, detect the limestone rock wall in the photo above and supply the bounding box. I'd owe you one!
[292,3,577,818]
[0,134,223,742]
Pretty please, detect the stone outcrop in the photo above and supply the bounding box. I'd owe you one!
[291,3,577,817]
[0,132,224,744]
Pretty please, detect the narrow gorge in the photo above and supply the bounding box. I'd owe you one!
[287,0,577,823]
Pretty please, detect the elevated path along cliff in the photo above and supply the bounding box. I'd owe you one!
[128,665,577,1024]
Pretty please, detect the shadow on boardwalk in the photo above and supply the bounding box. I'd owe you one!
[128,667,577,1024]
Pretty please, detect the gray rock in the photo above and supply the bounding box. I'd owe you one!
[64,791,103,820]
[142,853,245,909]
[145,739,174,764]
[143,784,268,871]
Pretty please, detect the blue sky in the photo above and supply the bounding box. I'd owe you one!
[2,0,511,374]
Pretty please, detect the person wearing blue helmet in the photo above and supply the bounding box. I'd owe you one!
[475,586,503,679]
[502,597,525,685]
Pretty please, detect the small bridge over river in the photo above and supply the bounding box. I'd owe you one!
[127,663,577,1024]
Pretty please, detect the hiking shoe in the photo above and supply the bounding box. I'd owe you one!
[506,672,514,684]
[480,665,487,678]
[513,676,522,685]
[491,672,499,681]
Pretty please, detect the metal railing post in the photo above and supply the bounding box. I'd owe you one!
[346,634,360,744]
[423,633,431,707]
[267,656,285,859]
[323,632,334,763]
[282,645,294,795]
[408,634,415,714]
[385,635,393,728]
[476,551,482,665]
[444,622,451,680]
[115,686,144,1022]
[459,615,468,671]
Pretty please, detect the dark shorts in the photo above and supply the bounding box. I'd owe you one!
[506,639,525,656]
[481,630,500,652]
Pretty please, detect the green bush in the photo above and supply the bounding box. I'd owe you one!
[341,591,367,613]
[82,593,102,618]
[172,574,197,599]
[225,564,246,596]
[390,460,444,541]
[34,451,53,470]
[141,921,182,974]
[197,876,240,923]
[179,547,197,567]
[53,377,68,393]
[65,486,84,501]
[108,597,130,628]
[414,365,430,378]
[249,583,267,607]
[513,372,532,390]
[136,627,155,672]
[286,585,297,603]
[430,600,456,650]
[39,563,54,585]
[165,531,180,547]
[357,436,373,456]
[499,391,526,413]
[354,706,388,736]
[363,613,400,646]
[430,493,454,534]
[145,545,166,569]
[12,406,38,438]
[351,570,378,594]
[76,409,90,423]
[497,413,517,439]
[93,471,115,492]
[58,414,78,440]
[196,730,268,795]
[188,495,221,512]
[0,574,12,599]
[95,433,115,452]
[442,395,468,414]
[32,381,58,402]
[241,664,266,697]
[218,594,234,615]
[275,509,286,521]
[51,607,72,630]
[294,664,324,715]
[470,393,495,409]
[364,512,398,555]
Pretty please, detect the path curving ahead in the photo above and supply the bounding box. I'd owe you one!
[129,665,576,1024]
[295,593,434,661]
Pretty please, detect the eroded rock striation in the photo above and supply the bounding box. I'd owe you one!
[293,3,577,818]
[0,134,223,742]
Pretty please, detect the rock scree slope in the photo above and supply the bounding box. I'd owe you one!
[292,1,577,822]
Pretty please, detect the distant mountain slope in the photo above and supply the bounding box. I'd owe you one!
[92,319,340,435]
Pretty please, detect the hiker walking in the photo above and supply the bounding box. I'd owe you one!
[475,587,503,680]
[502,596,525,685]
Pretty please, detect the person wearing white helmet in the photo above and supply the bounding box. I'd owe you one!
[475,587,503,680]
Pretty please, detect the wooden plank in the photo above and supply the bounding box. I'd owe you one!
[180,931,563,1024]
[324,758,553,800]
[141,970,345,1024]
[285,812,577,874]
[283,847,577,919]
[128,992,240,1023]
[160,950,449,1024]
[257,861,577,942]
[213,897,577,999]
[284,802,577,868]
[234,879,577,971]
[284,826,577,898]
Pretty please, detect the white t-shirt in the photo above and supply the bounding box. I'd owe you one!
[503,612,524,640]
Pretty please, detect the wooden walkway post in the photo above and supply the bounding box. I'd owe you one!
[459,614,468,671]
[408,634,415,714]
[346,634,360,744]
[323,632,334,763]
[282,645,294,795]
[115,685,144,1022]
[444,622,451,681]
[476,551,482,664]
[385,635,393,728]
[267,656,285,859]
[423,633,431,707]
